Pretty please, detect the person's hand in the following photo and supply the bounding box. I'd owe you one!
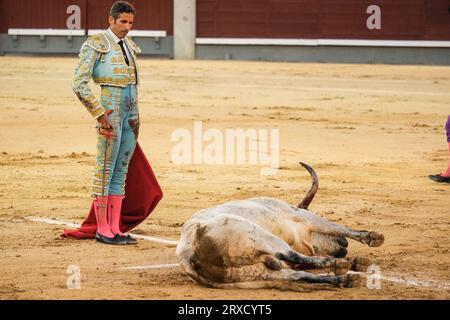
[97,109,114,132]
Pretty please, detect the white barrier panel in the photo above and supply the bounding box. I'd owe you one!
[196,38,450,48]
[8,28,85,36]
[7,29,167,38]
[87,29,167,37]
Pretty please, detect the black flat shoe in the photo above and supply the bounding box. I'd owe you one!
[95,233,127,245]
[429,174,450,184]
[120,234,137,245]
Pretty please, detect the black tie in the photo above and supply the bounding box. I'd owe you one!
[118,40,129,66]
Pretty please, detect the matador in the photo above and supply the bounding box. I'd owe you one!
[63,1,162,245]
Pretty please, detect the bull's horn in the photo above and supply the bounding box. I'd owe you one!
[297,162,318,210]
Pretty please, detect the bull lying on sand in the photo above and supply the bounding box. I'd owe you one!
[176,163,384,290]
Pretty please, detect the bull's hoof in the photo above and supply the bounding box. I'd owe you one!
[361,231,384,247]
[336,237,348,248]
[349,257,371,272]
[338,273,362,288]
[331,247,348,258]
[323,258,351,275]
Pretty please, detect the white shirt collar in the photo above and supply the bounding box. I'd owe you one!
[107,28,123,44]
[107,27,133,62]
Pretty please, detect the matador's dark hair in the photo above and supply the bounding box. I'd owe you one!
[110,1,136,19]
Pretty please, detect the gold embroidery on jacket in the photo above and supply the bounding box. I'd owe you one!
[72,41,104,119]
[93,77,134,86]
[110,56,122,64]
[113,67,128,75]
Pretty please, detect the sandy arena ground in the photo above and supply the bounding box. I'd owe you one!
[0,56,449,300]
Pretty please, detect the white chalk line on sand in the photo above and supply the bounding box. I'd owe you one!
[30,216,449,290]
[120,264,449,290]
[28,217,179,246]
[121,263,180,270]
[379,274,450,290]
[348,271,450,290]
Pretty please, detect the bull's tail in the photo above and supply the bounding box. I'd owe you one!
[297,162,318,210]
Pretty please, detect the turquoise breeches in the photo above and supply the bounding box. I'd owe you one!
[92,85,139,197]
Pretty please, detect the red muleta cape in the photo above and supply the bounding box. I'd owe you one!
[62,142,163,239]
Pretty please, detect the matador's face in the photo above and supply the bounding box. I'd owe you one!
[109,12,134,39]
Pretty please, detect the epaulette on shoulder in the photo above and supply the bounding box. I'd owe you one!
[81,33,111,53]
[125,37,142,54]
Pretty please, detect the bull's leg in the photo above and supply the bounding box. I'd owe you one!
[347,256,371,272]
[294,209,384,247]
[281,269,362,288]
[276,250,351,275]
[239,223,353,275]
[219,264,361,289]
[311,232,349,257]
[278,249,370,273]
[236,225,353,275]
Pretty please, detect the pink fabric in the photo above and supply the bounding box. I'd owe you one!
[108,195,125,236]
[62,143,163,239]
[445,115,450,143]
[442,142,450,177]
[94,196,114,238]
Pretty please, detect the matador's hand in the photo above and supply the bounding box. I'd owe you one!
[97,109,115,132]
